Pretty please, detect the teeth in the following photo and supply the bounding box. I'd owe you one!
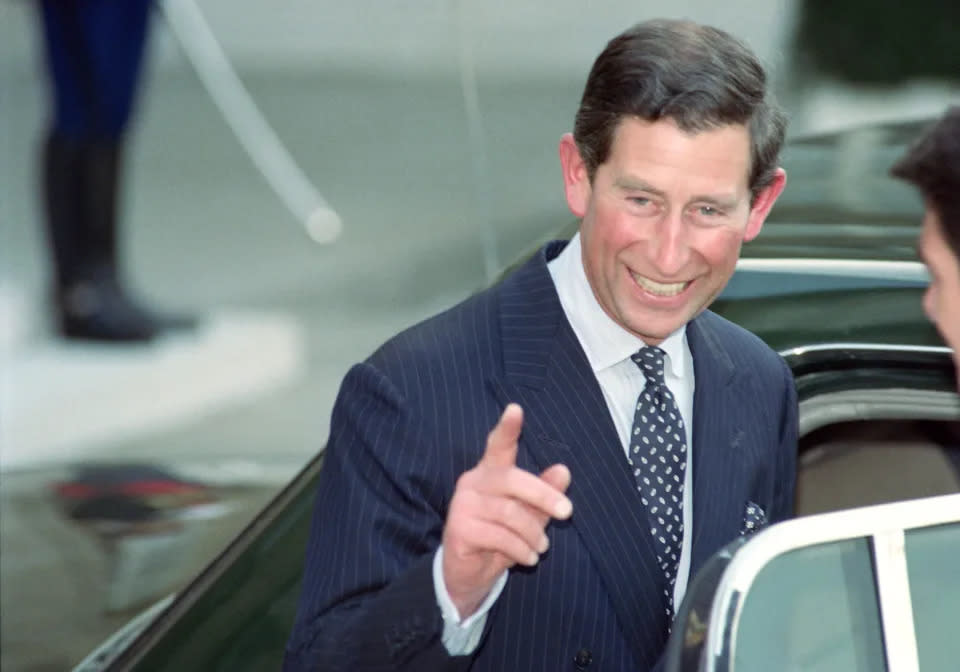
[633,274,687,297]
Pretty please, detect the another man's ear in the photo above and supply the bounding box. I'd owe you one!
[559,133,591,218]
[744,167,787,242]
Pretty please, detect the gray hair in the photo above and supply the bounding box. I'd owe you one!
[573,19,787,202]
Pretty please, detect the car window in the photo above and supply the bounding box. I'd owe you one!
[732,537,887,672]
[904,522,960,672]
[797,420,960,516]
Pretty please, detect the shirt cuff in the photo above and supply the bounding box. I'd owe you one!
[433,544,508,655]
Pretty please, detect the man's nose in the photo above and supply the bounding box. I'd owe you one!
[649,212,690,277]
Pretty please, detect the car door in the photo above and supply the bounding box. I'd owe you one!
[664,493,960,672]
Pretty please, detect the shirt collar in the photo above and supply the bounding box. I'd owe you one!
[548,232,688,378]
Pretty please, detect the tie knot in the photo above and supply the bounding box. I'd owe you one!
[632,346,667,386]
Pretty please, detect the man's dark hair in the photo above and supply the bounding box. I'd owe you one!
[891,106,960,260]
[573,19,787,202]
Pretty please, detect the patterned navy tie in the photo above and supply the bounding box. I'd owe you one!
[629,346,687,618]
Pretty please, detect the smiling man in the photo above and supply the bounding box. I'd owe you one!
[286,19,796,672]
[892,107,960,386]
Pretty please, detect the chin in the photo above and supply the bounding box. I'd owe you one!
[629,308,692,337]
[626,319,683,344]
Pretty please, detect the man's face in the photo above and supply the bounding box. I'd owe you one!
[560,117,786,345]
[918,208,960,378]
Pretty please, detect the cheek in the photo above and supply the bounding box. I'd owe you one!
[692,228,744,269]
[587,208,639,262]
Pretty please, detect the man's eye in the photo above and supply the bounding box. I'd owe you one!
[698,205,719,216]
[630,197,651,206]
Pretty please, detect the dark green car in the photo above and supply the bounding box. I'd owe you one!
[74,121,959,671]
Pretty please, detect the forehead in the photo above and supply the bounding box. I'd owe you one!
[604,116,752,188]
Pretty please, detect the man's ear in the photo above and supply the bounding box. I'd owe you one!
[559,133,591,218]
[744,167,787,242]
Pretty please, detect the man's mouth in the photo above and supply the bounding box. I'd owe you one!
[631,273,690,297]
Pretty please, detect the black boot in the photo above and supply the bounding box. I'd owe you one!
[43,133,195,342]
[56,267,183,343]
[42,132,85,291]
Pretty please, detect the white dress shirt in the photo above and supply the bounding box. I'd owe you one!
[434,233,696,654]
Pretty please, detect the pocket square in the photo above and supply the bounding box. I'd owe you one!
[740,501,767,536]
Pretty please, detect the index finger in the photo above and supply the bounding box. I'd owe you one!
[482,403,523,468]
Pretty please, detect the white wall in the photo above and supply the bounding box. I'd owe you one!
[1,0,801,80]
[184,0,800,78]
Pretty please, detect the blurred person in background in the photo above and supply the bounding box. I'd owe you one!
[37,0,193,342]
[285,19,795,672]
[892,106,960,388]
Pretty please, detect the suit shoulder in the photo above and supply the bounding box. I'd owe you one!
[365,244,556,379]
[367,283,502,380]
[698,310,789,379]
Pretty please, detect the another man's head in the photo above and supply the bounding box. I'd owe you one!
[559,19,787,344]
[891,107,960,378]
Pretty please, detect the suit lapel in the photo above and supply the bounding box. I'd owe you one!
[490,243,669,667]
[687,313,751,574]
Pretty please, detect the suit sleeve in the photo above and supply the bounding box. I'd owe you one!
[283,362,478,672]
[770,356,798,523]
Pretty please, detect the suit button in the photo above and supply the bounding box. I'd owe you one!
[573,648,593,669]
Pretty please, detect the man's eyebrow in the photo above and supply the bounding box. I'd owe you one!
[613,177,739,208]
[613,177,666,197]
[689,193,739,209]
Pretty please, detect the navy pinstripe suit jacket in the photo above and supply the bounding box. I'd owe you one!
[284,240,797,672]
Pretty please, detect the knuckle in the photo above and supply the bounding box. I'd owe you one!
[452,517,480,550]
[455,469,485,497]
[455,469,475,490]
